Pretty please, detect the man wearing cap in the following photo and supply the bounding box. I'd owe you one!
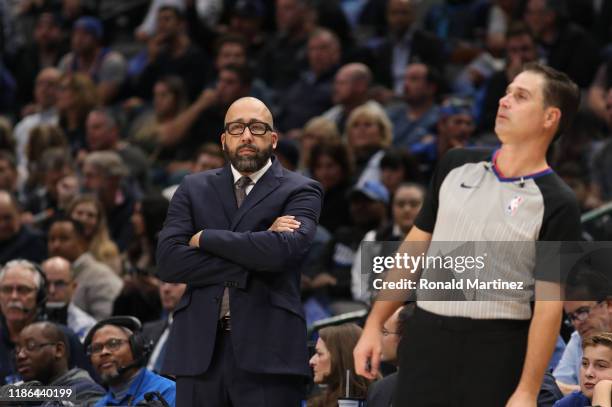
[306,180,389,314]
[58,16,127,104]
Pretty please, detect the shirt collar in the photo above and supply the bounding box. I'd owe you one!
[106,368,147,404]
[230,159,272,186]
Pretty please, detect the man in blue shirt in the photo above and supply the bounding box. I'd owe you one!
[84,316,176,406]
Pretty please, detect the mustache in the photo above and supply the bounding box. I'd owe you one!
[7,302,26,311]
[237,144,259,152]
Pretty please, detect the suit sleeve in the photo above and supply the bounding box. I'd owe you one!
[200,180,323,272]
[156,178,250,287]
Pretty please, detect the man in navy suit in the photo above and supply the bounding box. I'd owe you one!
[157,96,323,406]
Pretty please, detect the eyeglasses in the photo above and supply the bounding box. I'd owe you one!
[567,301,605,323]
[87,338,127,356]
[224,121,273,136]
[15,341,58,354]
[382,328,401,337]
[0,285,36,296]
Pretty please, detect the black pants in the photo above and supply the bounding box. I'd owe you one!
[176,330,305,407]
[393,307,530,407]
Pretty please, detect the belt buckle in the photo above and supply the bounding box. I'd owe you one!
[219,315,231,331]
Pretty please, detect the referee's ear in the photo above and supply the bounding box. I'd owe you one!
[543,106,561,135]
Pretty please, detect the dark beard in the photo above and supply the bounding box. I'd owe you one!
[224,143,273,173]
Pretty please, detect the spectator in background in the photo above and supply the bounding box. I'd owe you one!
[128,75,188,158]
[85,316,176,407]
[56,73,98,154]
[298,116,340,174]
[134,5,210,101]
[308,323,370,406]
[258,0,314,92]
[412,99,476,181]
[351,183,424,304]
[523,0,599,88]
[586,59,612,123]
[379,148,421,195]
[47,217,123,320]
[13,67,60,178]
[67,194,121,274]
[85,108,150,194]
[367,307,408,407]
[10,12,67,113]
[143,282,186,373]
[0,259,92,385]
[227,0,268,59]
[386,63,440,149]
[0,191,46,264]
[82,151,136,252]
[369,0,444,96]
[309,141,353,233]
[345,103,393,185]
[480,23,540,133]
[58,16,126,105]
[322,63,381,133]
[277,28,341,133]
[15,321,104,405]
[42,256,97,341]
[0,151,19,198]
[591,88,612,202]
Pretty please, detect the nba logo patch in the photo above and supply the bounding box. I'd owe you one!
[506,196,524,216]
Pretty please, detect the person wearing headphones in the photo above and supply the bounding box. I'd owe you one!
[84,316,176,407]
[0,259,92,385]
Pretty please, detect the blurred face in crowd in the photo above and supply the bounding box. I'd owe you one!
[90,325,137,385]
[160,282,186,312]
[387,0,414,37]
[438,113,475,148]
[347,114,383,150]
[86,111,117,151]
[221,98,278,174]
[381,308,402,364]
[70,201,99,238]
[156,8,182,41]
[230,14,261,40]
[524,0,555,38]
[276,0,306,34]
[48,221,87,262]
[56,174,80,210]
[44,165,72,201]
[71,28,97,55]
[35,68,60,109]
[392,185,424,234]
[403,64,433,106]
[42,257,75,304]
[565,300,612,340]
[0,192,20,241]
[580,344,612,400]
[605,89,612,129]
[350,195,386,227]
[16,323,64,383]
[333,65,368,106]
[217,70,248,107]
[495,70,557,143]
[309,338,331,383]
[56,77,76,111]
[153,82,178,118]
[216,42,247,71]
[307,32,340,76]
[312,154,344,191]
[0,266,39,324]
[506,34,538,66]
[0,160,17,193]
[131,202,145,238]
[34,13,63,48]
[82,162,110,197]
[193,152,225,173]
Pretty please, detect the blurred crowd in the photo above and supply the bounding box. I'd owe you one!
[0,0,612,405]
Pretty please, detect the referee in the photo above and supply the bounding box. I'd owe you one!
[354,62,581,406]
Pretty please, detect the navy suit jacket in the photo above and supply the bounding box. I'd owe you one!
[157,157,323,377]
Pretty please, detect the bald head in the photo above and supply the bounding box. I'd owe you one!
[333,63,372,106]
[17,322,69,383]
[42,257,75,304]
[224,97,274,128]
[0,190,20,241]
[35,68,61,109]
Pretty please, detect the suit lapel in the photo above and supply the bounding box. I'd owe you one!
[230,159,283,230]
[210,165,238,223]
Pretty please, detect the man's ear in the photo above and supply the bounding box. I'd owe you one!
[220,133,226,149]
[543,106,561,133]
[271,132,278,149]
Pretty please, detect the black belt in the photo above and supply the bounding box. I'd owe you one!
[219,315,231,331]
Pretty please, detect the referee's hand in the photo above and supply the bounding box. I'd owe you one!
[353,325,382,380]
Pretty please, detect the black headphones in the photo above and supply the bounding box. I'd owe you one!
[83,316,152,365]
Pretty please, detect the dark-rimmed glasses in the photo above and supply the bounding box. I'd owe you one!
[15,341,58,354]
[87,338,128,356]
[566,301,605,323]
[224,121,273,136]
